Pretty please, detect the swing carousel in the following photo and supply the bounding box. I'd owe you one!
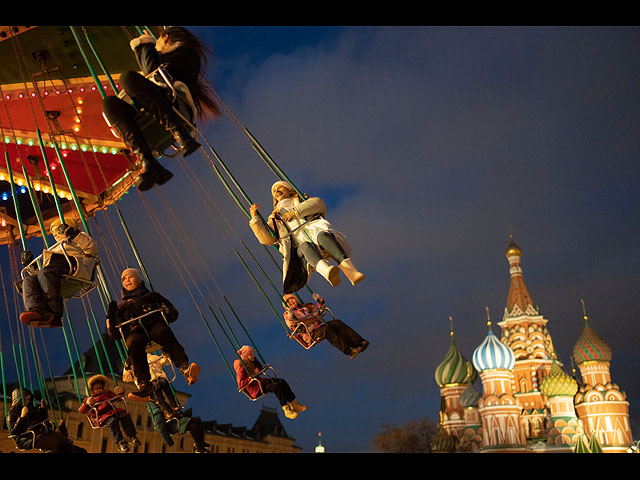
[0,25,367,453]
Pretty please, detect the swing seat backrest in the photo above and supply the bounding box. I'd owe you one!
[60,256,100,300]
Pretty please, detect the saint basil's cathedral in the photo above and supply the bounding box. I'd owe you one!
[434,238,634,453]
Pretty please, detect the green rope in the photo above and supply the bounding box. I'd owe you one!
[206,305,254,382]
[4,153,27,247]
[60,315,84,403]
[26,334,58,428]
[52,140,112,309]
[35,129,64,224]
[1,352,7,420]
[69,26,106,99]
[82,27,119,94]
[234,250,288,333]
[86,297,118,380]
[21,165,49,249]
[81,300,105,376]
[201,308,237,381]
[37,330,64,424]
[243,127,308,200]
[114,204,154,292]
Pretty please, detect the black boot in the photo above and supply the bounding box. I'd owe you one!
[135,156,173,191]
[130,89,200,157]
[117,123,174,191]
[170,125,200,157]
[132,381,153,398]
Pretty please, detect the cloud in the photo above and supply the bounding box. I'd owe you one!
[3,26,639,453]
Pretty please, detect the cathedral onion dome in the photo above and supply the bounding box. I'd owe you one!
[472,327,516,372]
[435,335,475,387]
[431,426,458,453]
[572,319,612,365]
[505,237,522,257]
[540,360,578,398]
[460,383,481,408]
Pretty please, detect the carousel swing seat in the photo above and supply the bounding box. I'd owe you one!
[8,419,55,453]
[288,306,336,350]
[85,395,128,429]
[114,307,174,354]
[16,241,100,328]
[17,239,100,301]
[104,64,198,160]
[115,307,179,391]
[238,364,277,402]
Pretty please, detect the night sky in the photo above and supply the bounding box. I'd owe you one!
[1,26,639,453]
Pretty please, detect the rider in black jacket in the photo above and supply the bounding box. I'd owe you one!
[107,268,200,398]
[7,388,86,453]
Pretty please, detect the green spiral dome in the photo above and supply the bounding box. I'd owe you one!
[435,335,476,387]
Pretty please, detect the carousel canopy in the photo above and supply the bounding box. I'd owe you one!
[0,26,162,245]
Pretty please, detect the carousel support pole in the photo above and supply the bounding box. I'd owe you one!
[82,28,119,94]
[69,26,107,99]
[51,141,112,307]
[244,127,307,201]
[5,153,30,407]
[114,204,154,291]
[21,166,50,249]
[4,153,27,249]
[36,129,65,223]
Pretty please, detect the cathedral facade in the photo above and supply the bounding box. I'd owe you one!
[434,238,633,453]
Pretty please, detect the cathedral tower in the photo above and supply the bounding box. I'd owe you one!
[498,237,555,441]
[539,360,582,450]
[472,310,527,452]
[572,303,633,453]
[435,320,477,438]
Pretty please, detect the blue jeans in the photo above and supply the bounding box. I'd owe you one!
[296,231,349,268]
[22,253,72,315]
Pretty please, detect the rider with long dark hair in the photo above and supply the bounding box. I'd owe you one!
[103,26,220,191]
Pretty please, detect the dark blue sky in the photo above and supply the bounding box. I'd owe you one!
[2,26,640,453]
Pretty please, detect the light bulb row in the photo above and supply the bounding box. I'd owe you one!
[0,172,74,200]
[3,136,120,155]
[3,83,117,100]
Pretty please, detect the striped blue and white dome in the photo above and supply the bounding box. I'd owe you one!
[472,328,515,372]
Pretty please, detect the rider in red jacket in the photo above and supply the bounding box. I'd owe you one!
[78,375,140,452]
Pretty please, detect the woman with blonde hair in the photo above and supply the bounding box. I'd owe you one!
[249,181,365,294]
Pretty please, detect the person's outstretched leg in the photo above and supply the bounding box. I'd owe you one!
[102,92,173,191]
[119,70,200,157]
